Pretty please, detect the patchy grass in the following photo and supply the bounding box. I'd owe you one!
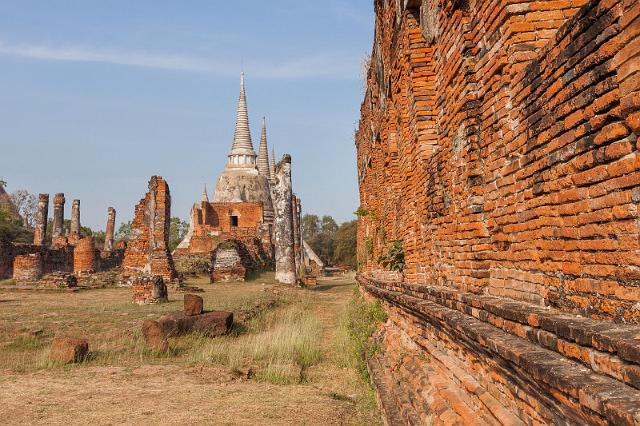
[0,273,383,424]
[190,302,323,384]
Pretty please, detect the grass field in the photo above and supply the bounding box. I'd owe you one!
[0,272,383,425]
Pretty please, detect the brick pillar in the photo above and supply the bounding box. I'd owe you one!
[52,193,65,239]
[273,154,296,284]
[33,194,49,246]
[74,236,96,274]
[13,253,43,282]
[70,199,80,236]
[104,207,116,252]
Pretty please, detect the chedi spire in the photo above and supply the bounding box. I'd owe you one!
[227,73,256,169]
[269,147,277,180]
[257,117,271,177]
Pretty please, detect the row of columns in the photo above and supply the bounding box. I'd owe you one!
[273,155,304,284]
[32,192,116,251]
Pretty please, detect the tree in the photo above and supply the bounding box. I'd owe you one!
[333,220,357,268]
[302,214,320,241]
[115,221,133,241]
[0,208,32,243]
[321,215,338,234]
[10,190,37,228]
[169,217,189,251]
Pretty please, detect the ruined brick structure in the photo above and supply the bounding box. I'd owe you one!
[33,194,49,246]
[12,254,43,282]
[51,193,66,247]
[73,236,96,274]
[131,275,168,305]
[1,192,124,283]
[68,199,81,245]
[357,0,640,423]
[273,155,297,284]
[210,245,247,282]
[123,176,177,281]
[175,74,302,283]
[103,207,116,252]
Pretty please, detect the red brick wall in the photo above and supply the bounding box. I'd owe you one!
[73,237,96,273]
[357,0,640,322]
[13,253,43,282]
[1,242,74,280]
[123,176,176,280]
[357,0,640,423]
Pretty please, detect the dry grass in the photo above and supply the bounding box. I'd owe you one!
[190,302,323,384]
[0,273,382,425]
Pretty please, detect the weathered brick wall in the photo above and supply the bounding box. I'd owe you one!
[13,253,43,282]
[0,242,74,280]
[73,236,96,274]
[123,176,177,281]
[357,0,640,321]
[357,0,640,423]
[210,247,246,282]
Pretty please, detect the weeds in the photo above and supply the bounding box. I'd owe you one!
[336,288,387,382]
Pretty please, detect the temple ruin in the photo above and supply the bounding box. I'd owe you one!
[174,74,305,284]
[0,193,125,286]
[122,176,177,281]
[356,0,640,424]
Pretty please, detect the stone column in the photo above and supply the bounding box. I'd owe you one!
[33,194,49,246]
[273,155,296,284]
[104,207,116,252]
[70,199,81,236]
[292,195,301,276]
[52,193,65,239]
[296,197,303,274]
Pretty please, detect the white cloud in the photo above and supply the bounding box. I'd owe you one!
[0,41,359,79]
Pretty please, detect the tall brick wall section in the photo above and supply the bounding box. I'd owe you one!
[357,0,640,424]
[358,0,640,322]
[123,176,177,281]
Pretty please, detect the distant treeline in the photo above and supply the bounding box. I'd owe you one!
[302,214,357,269]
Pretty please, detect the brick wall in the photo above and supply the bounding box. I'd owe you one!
[357,0,640,321]
[1,242,74,280]
[123,176,177,280]
[73,237,96,274]
[13,253,43,282]
[357,0,640,423]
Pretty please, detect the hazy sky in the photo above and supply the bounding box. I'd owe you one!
[0,1,373,230]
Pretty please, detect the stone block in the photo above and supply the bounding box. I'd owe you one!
[132,275,168,305]
[142,320,169,352]
[184,294,204,316]
[49,336,89,363]
[158,311,233,338]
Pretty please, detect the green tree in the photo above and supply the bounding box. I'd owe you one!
[332,220,357,268]
[302,214,320,241]
[10,190,37,227]
[169,217,189,251]
[0,208,32,243]
[115,221,133,241]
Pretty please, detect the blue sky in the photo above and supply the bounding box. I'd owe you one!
[0,1,373,230]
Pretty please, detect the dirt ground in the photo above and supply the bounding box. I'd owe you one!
[0,274,382,425]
